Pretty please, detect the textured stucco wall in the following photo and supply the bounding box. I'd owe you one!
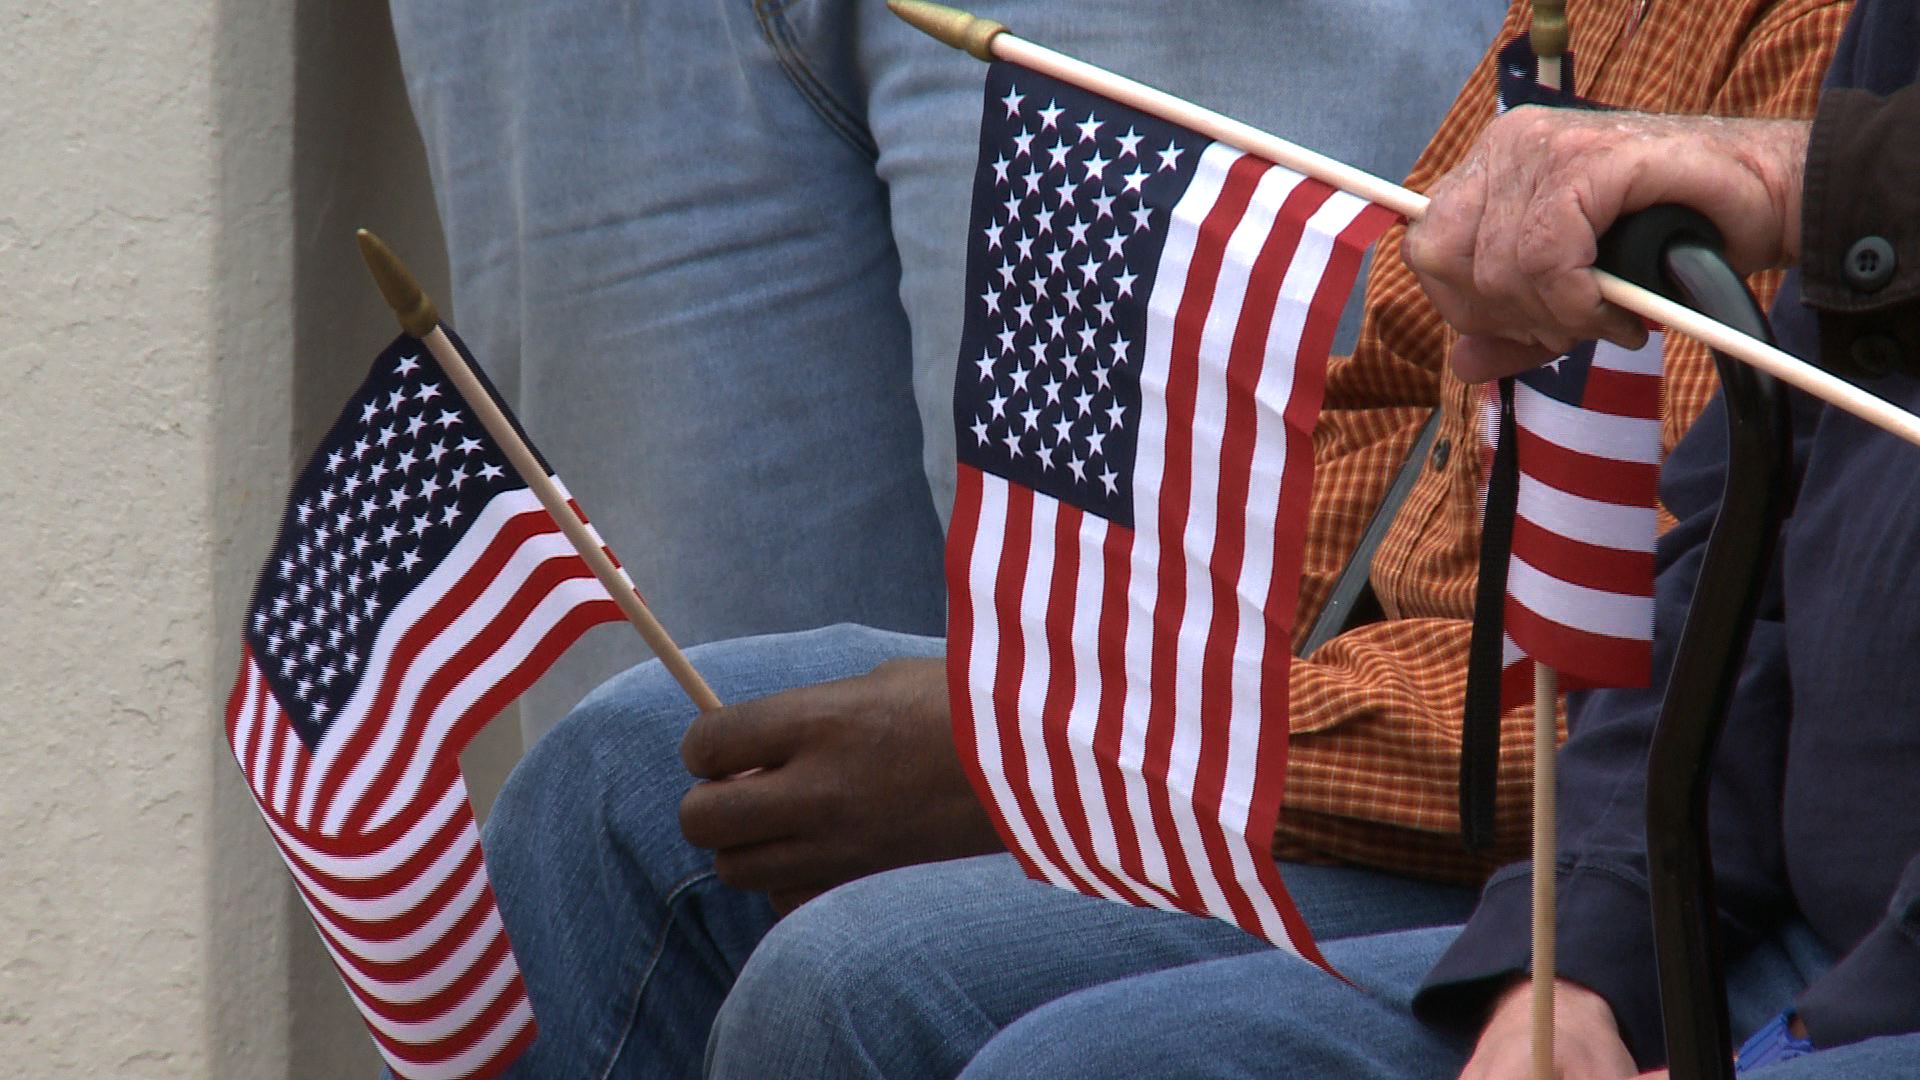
[1,0,297,1075]
[2,0,480,1074]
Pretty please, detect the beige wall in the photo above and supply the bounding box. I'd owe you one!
[1,0,515,1074]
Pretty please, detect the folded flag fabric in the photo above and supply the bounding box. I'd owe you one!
[944,61,1394,962]
[224,333,626,1079]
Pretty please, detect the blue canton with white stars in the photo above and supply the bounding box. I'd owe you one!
[954,64,1206,529]
[243,334,534,749]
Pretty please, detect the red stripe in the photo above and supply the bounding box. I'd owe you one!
[1093,512,1176,907]
[944,467,1048,884]
[1516,425,1660,508]
[363,966,533,1075]
[988,483,1095,895]
[1041,503,1147,905]
[1190,173,1334,936]
[1510,516,1656,597]
[1562,366,1660,418]
[1505,594,1653,689]
[1142,153,1273,913]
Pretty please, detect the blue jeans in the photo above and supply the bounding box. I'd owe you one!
[389,0,1506,736]
[475,624,1475,1078]
[953,917,1918,1079]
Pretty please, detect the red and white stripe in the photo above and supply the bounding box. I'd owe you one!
[225,485,622,1080]
[948,143,1393,960]
[1493,335,1664,703]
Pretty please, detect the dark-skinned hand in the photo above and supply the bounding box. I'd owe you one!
[678,656,1003,913]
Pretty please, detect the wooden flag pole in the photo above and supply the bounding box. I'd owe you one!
[356,229,723,713]
[1528,8,1568,1075]
[887,0,1920,452]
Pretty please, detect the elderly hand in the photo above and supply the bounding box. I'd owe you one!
[1458,976,1640,1080]
[678,656,1002,912]
[1402,107,1809,382]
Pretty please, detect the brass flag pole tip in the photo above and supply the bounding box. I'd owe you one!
[356,229,441,338]
[887,0,1006,61]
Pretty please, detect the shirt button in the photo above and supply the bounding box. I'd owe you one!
[1844,236,1897,292]
[1429,436,1452,471]
[1850,333,1901,378]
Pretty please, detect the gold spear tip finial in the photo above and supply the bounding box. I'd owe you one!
[886,0,1007,62]
[1530,0,1569,62]
[356,229,441,338]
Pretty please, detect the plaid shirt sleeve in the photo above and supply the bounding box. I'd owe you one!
[1277,0,1851,884]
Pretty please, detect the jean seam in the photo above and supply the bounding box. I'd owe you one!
[751,0,879,160]
[596,867,726,1080]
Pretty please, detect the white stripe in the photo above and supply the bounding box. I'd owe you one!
[965,475,1074,889]
[322,527,593,835]
[375,995,534,1080]
[1509,556,1655,640]
[1514,380,1662,464]
[286,844,498,1002]
[1016,496,1123,901]
[360,572,615,832]
[1515,474,1658,553]
[338,938,521,1049]
[271,778,468,882]
[1592,333,1665,377]
[246,665,276,803]
[296,490,549,829]
[271,721,300,818]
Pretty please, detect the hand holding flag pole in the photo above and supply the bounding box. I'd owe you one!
[356,230,722,713]
[886,0,1920,452]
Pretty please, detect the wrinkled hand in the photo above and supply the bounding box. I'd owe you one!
[678,657,1002,912]
[1403,107,1809,383]
[1459,978,1639,1080]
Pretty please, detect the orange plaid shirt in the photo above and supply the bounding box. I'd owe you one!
[1278,0,1849,883]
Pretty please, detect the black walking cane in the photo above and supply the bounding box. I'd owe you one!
[1594,207,1796,1080]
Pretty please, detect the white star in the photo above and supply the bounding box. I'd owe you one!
[1093,361,1113,391]
[1052,415,1075,445]
[971,416,992,445]
[1104,232,1128,260]
[425,440,450,465]
[1156,140,1185,172]
[1012,127,1036,159]
[433,410,461,429]
[1037,98,1064,130]
[1009,360,1035,392]
[991,153,1012,184]
[1095,297,1115,324]
[1045,244,1069,275]
[395,448,418,473]
[1130,204,1155,233]
[1105,400,1127,429]
[995,326,1018,356]
[1053,182,1077,210]
[277,556,296,579]
[1040,374,1063,405]
[1037,441,1057,472]
[1045,312,1066,341]
[326,450,345,474]
[1092,190,1117,220]
[1116,126,1144,160]
[395,354,421,376]
[983,220,1005,250]
[418,475,442,501]
[1013,297,1034,327]
[1068,453,1089,482]
[360,401,380,424]
[376,424,399,448]
[446,464,471,489]
[357,497,378,522]
[1076,252,1103,286]
[1018,403,1041,433]
[295,501,313,525]
[341,472,363,497]
[439,504,462,528]
[1113,269,1139,298]
[1099,466,1120,495]
[457,437,483,455]
[1002,192,1024,221]
[987,388,1009,419]
[1020,165,1045,196]
[1061,289,1082,314]
[409,513,432,538]
[998,259,1018,288]
[1075,325,1098,353]
[352,435,372,459]
[1061,348,1082,378]
[386,486,409,512]
[1001,85,1025,118]
[1073,388,1096,417]
[1027,340,1049,368]
[1086,426,1108,457]
[1014,231,1035,262]
[414,381,441,403]
[1067,218,1092,247]
[975,349,998,383]
[378,523,401,546]
[368,558,390,581]
[406,413,429,438]
[400,549,423,572]
[1000,429,1025,458]
[1046,138,1072,170]
[478,463,504,482]
[1079,149,1111,184]
[1120,166,1150,194]
[385,389,407,412]
[252,610,269,632]
[1075,113,1103,144]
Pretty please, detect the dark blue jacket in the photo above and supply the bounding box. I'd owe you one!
[1416,1,1920,1067]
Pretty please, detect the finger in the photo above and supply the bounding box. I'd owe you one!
[679,691,814,778]
[677,772,806,850]
[710,836,849,896]
[1449,334,1560,383]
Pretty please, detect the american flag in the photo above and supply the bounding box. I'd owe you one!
[945,63,1393,958]
[1481,337,1663,705]
[224,334,626,1079]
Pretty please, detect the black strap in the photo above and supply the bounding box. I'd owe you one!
[1460,377,1518,851]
